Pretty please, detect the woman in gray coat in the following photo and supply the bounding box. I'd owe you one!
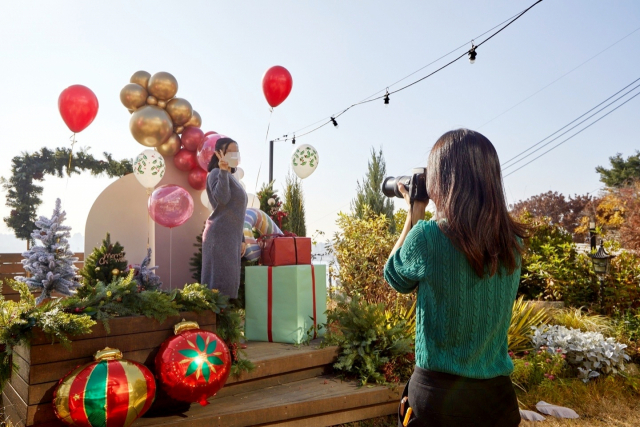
[201,137,247,298]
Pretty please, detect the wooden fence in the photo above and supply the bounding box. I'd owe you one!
[0,253,84,301]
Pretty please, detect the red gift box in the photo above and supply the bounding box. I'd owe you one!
[259,233,312,266]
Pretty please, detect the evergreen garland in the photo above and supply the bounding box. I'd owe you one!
[79,233,128,296]
[1,147,133,241]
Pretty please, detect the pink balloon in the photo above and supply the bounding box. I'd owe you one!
[197,133,225,171]
[148,185,194,228]
[181,126,204,152]
[174,149,197,171]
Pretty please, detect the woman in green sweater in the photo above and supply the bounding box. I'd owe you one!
[385,129,526,426]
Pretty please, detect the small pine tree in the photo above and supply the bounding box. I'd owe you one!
[190,229,204,282]
[351,147,395,233]
[257,181,288,230]
[283,172,306,236]
[129,248,162,291]
[18,198,79,303]
[79,233,128,296]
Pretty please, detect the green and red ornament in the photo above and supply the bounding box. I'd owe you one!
[155,320,231,406]
[53,347,156,427]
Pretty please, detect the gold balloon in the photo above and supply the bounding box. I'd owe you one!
[157,133,181,157]
[175,126,184,134]
[147,72,178,101]
[147,96,157,105]
[157,100,167,109]
[129,105,174,147]
[128,109,135,114]
[120,83,148,110]
[166,98,193,126]
[130,70,151,88]
[184,110,202,128]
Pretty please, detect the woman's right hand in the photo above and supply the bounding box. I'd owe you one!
[215,150,230,171]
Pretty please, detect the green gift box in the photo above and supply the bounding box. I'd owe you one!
[245,264,327,344]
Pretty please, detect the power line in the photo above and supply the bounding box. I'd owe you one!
[503,90,640,178]
[502,78,640,169]
[478,25,640,129]
[272,0,544,143]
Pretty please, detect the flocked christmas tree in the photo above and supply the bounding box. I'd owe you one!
[18,198,79,303]
[79,233,128,297]
[129,248,162,291]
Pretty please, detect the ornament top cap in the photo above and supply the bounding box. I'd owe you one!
[174,319,200,335]
[94,347,123,361]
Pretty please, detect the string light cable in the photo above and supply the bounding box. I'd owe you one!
[502,85,640,178]
[270,0,544,143]
[502,77,640,169]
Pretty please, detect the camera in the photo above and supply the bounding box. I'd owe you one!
[382,167,429,203]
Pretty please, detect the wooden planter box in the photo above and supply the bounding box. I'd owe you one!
[1,311,216,427]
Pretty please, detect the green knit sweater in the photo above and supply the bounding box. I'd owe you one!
[384,219,520,379]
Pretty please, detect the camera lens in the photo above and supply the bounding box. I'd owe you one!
[382,176,409,198]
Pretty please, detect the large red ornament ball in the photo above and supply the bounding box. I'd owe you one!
[188,167,208,191]
[53,348,156,427]
[155,321,232,406]
[181,126,205,152]
[173,148,197,171]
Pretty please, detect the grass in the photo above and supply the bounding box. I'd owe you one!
[550,307,614,334]
[333,375,640,427]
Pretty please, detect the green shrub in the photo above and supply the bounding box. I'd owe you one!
[511,351,568,391]
[323,294,414,385]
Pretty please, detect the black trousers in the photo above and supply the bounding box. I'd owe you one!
[398,366,521,426]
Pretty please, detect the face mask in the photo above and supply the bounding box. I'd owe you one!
[224,152,240,168]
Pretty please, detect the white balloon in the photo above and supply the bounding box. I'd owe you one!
[200,190,212,210]
[239,180,246,190]
[292,144,319,179]
[134,149,165,190]
[233,167,245,180]
[246,193,260,209]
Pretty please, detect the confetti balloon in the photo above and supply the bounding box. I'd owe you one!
[148,185,194,228]
[155,320,231,406]
[53,348,156,427]
[197,133,225,171]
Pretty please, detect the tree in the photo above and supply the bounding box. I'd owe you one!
[510,191,592,240]
[596,150,640,188]
[351,147,395,233]
[79,233,128,296]
[18,198,79,303]
[257,181,288,230]
[282,172,306,236]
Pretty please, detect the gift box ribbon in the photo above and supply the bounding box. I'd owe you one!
[267,265,317,342]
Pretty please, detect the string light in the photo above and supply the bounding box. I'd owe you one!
[269,0,542,144]
[292,135,296,145]
[468,43,477,64]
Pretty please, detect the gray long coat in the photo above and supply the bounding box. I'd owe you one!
[201,168,247,298]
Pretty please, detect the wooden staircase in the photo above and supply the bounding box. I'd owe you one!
[137,340,402,427]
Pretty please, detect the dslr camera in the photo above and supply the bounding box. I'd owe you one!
[382,167,429,203]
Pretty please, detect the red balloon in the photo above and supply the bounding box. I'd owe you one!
[58,85,99,133]
[188,167,208,190]
[148,185,194,228]
[181,126,205,152]
[155,326,231,406]
[174,149,197,171]
[262,66,293,108]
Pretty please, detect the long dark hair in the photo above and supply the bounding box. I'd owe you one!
[426,129,527,278]
[207,137,238,173]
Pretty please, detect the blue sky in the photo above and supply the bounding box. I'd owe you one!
[1,1,639,251]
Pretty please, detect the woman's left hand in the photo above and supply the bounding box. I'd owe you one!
[241,242,247,257]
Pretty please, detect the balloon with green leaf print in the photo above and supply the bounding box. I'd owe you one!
[291,143,319,179]
[133,149,166,191]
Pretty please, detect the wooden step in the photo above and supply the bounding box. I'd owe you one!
[136,375,404,427]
